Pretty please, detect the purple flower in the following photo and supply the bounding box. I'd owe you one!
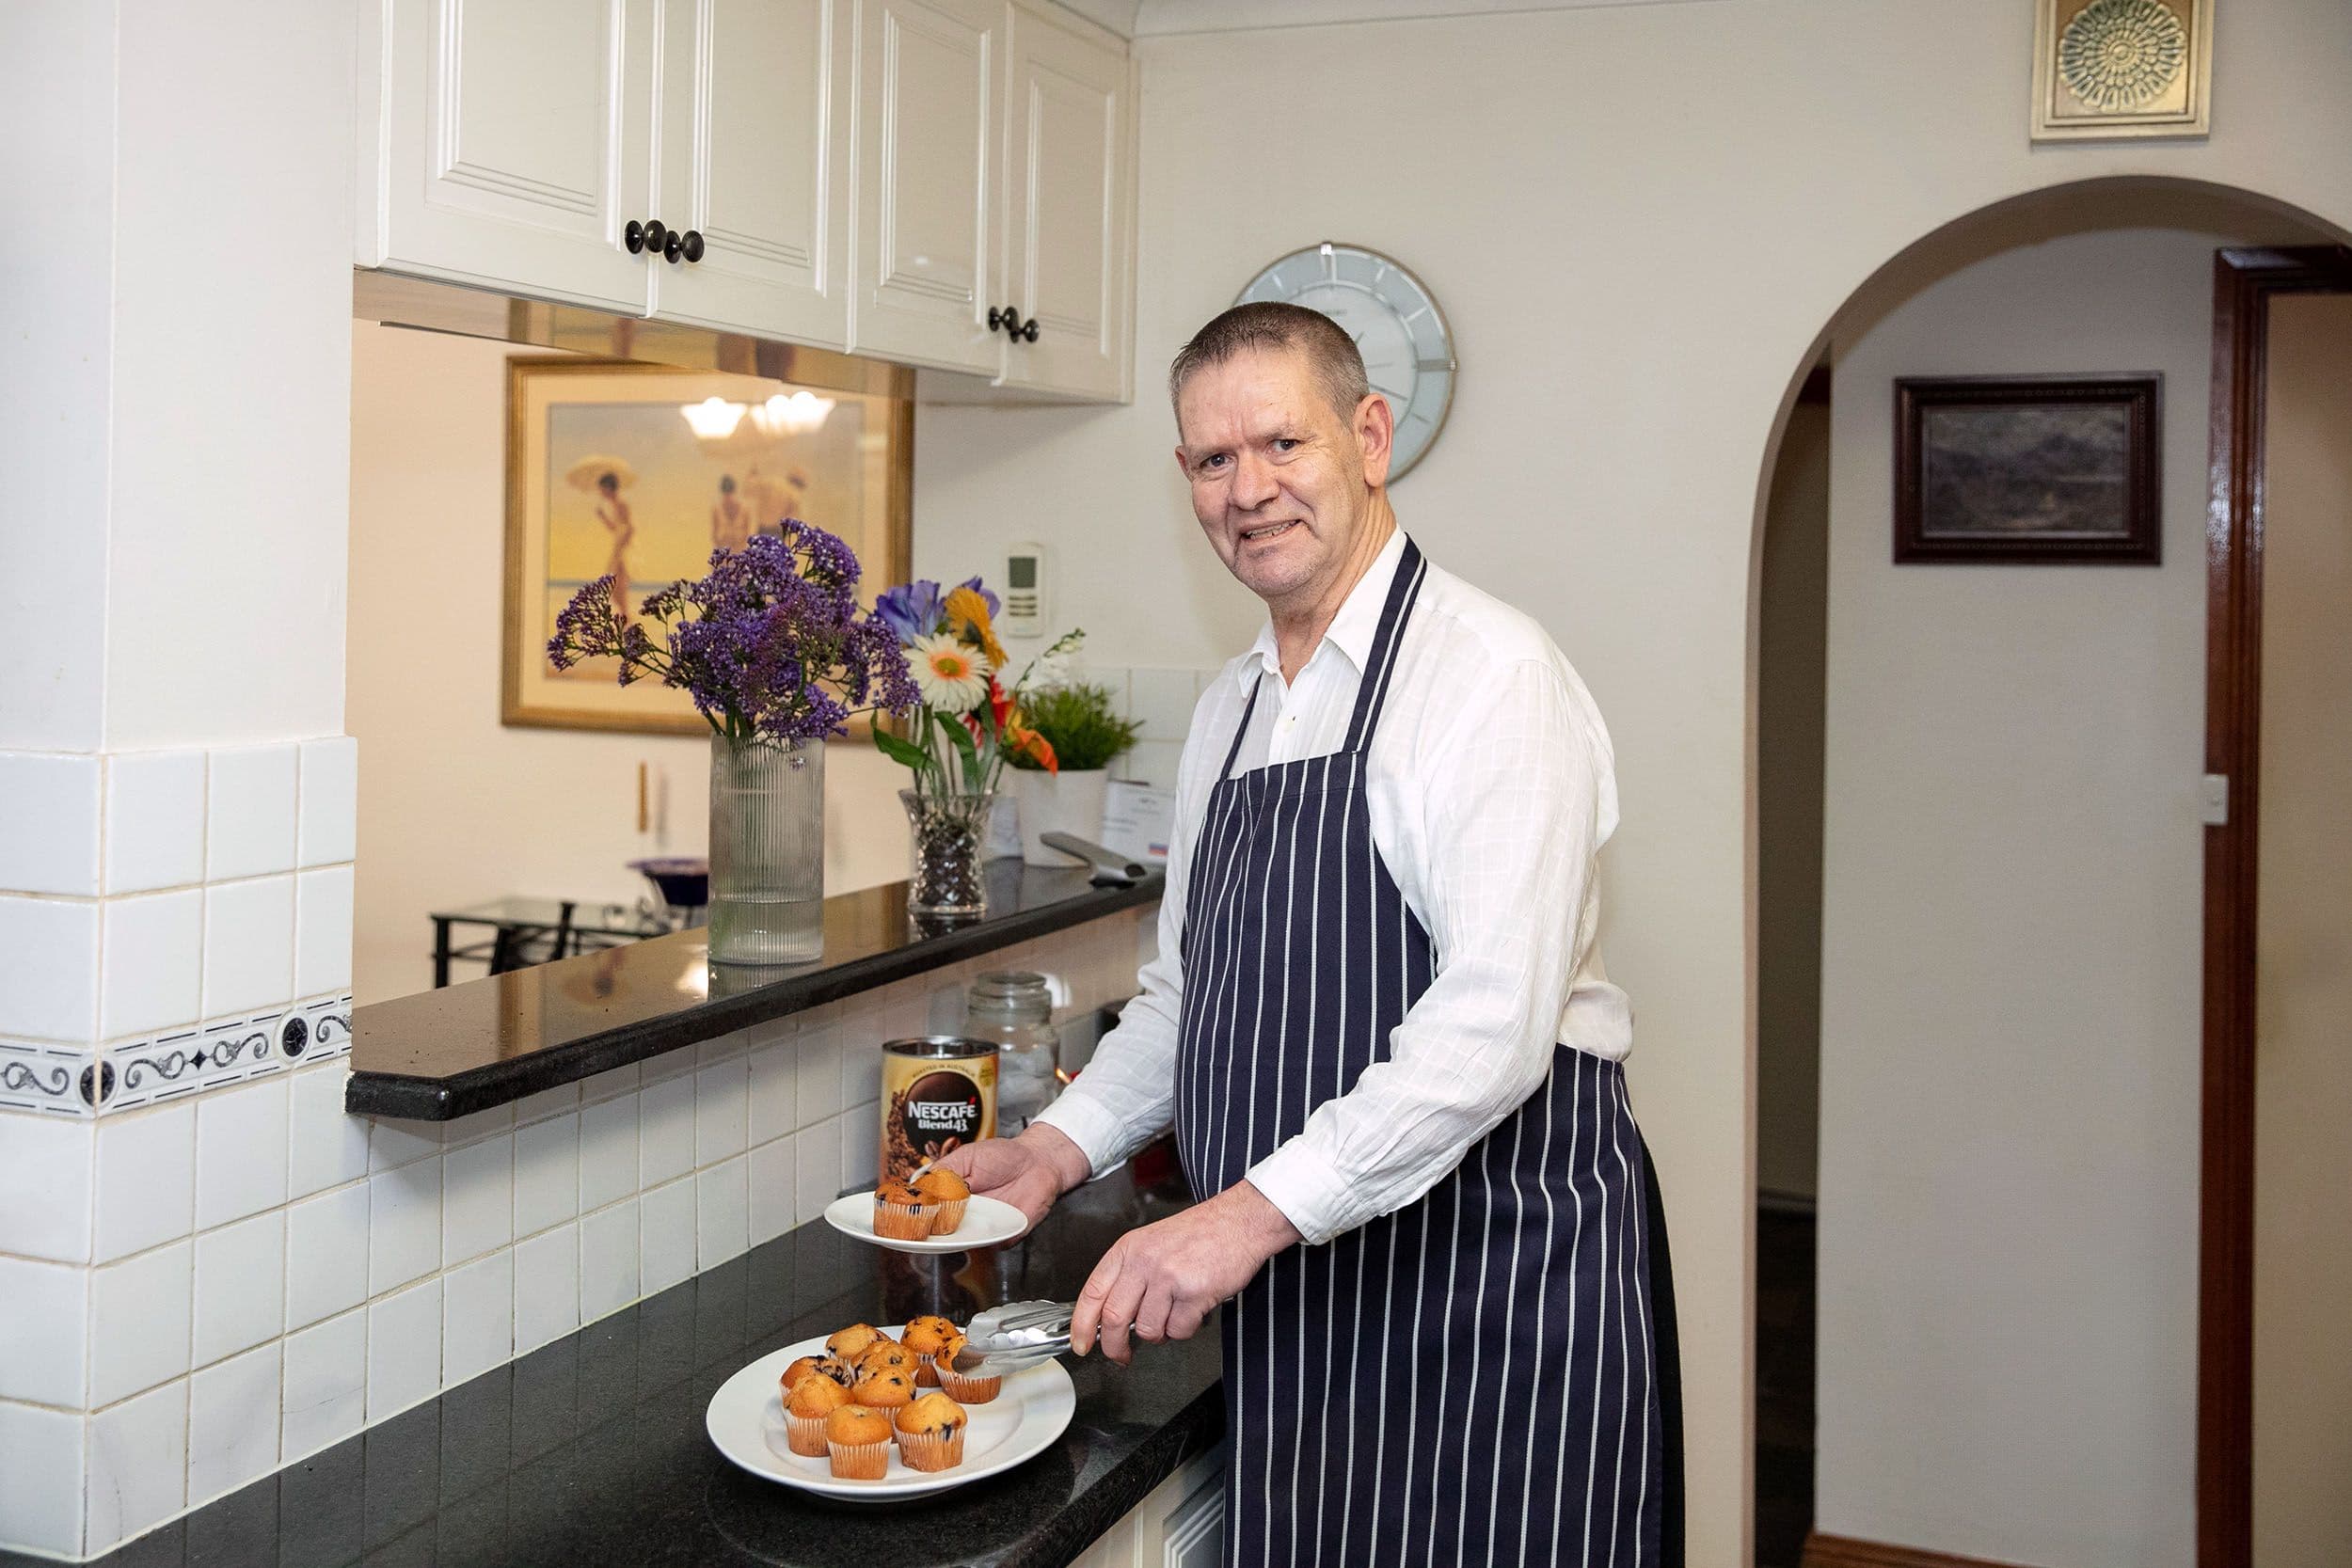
[959,577,1000,620]
[873,579,946,644]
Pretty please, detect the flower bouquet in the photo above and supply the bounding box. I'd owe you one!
[868,578,1079,914]
[547,520,915,963]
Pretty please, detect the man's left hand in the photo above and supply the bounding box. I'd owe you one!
[1070,1180,1302,1365]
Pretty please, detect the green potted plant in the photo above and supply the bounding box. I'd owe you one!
[1002,680,1142,866]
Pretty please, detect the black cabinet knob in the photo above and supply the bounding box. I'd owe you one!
[662,228,684,262]
[680,230,705,263]
[988,304,1020,333]
[625,219,648,255]
[1018,316,1040,342]
[644,218,669,255]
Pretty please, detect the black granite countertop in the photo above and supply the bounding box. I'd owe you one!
[349,863,1164,1121]
[18,1158,1221,1568]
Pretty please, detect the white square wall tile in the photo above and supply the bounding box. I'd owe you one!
[192,1211,284,1368]
[295,737,357,867]
[639,1178,696,1295]
[793,1116,841,1225]
[577,1091,638,1212]
[842,1103,880,1191]
[94,1101,194,1263]
[0,752,101,895]
[747,1136,796,1247]
[103,750,205,895]
[441,1249,512,1389]
[639,1071,695,1189]
[279,1308,366,1462]
[193,1074,289,1230]
[367,1153,441,1293]
[579,1198,640,1324]
[287,1062,366,1198]
[0,894,99,1041]
[0,1401,86,1557]
[83,1381,185,1557]
[694,1058,747,1166]
[1126,667,1199,743]
[0,1258,88,1406]
[442,1132,513,1267]
[186,1343,279,1506]
[284,1181,369,1330]
[513,1223,580,1354]
[366,1277,442,1421]
[89,1240,191,1406]
[199,875,294,1019]
[696,1157,747,1268]
[293,865,353,999]
[794,1016,842,1123]
[368,1115,442,1173]
[0,1114,92,1262]
[839,1035,882,1107]
[746,1040,797,1145]
[513,1111,579,1239]
[99,888,202,1037]
[204,745,297,881]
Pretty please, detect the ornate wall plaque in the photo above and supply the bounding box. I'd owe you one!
[2032,0,2212,141]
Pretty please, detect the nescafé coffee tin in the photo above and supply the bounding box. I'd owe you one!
[880,1037,997,1183]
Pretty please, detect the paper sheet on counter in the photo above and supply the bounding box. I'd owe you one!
[1100,780,1176,865]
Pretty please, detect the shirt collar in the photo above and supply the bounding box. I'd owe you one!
[1244,528,1407,685]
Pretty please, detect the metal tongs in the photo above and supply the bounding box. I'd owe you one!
[951,1298,1073,1377]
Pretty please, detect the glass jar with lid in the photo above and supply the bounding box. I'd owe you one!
[965,971,1059,1135]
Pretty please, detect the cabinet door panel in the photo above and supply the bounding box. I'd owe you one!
[378,0,654,310]
[1002,11,1129,398]
[653,0,849,345]
[850,0,999,372]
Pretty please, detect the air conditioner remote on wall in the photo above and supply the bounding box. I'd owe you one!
[1003,542,1047,638]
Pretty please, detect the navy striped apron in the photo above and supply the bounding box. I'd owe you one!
[1172,540,1664,1567]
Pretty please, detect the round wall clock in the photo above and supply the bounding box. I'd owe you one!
[1236,242,1456,481]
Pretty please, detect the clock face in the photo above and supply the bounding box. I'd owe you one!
[1236,243,1455,480]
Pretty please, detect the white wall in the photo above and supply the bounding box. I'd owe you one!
[1814,228,2233,1568]
[2252,291,2352,1568]
[344,326,911,1005]
[910,5,2352,1560]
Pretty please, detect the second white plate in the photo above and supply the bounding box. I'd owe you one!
[822,1191,1027,1253]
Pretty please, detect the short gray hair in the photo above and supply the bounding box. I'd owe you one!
[1168,302,1371,426]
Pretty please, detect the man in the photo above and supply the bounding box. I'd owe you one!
[939,303,1662,1565]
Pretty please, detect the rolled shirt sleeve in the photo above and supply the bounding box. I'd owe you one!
[1243,657,1607,1245]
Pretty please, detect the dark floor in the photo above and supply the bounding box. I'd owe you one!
[1755,1205,1817,1568]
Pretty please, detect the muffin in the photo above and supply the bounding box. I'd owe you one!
[872,1179,936,1241]
[852,1363,916,1411]
[779,1355,830,1399]
[913,1167,971,1233]
[893,1392,969,1472]
[857,1338,917,1376]
[933,1330,1000,1404]
[825,1323,884,1361]
[902,1317,956,1386]
[813,1353,860,1388]
[825,1404,895,1481]
[784,1371,850,1458]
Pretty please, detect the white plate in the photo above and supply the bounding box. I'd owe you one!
[705,1333,1075,1501]
[822,1192,1028,1254]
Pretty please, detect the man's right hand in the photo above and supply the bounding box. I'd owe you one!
[934,1123,1092,1234]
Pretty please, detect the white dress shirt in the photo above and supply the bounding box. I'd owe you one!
[1031,529,1631,1245]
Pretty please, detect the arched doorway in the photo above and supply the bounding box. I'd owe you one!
[1746,177,2347,1568]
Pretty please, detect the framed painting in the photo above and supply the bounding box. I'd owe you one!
[1893,374,2161,565]
[502,358,913,735]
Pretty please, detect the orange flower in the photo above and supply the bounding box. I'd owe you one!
[943,586,1008,667]
[1008,724,1058,775]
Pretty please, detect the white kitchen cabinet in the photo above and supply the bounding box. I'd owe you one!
[358,0,657,312]
[848,0,1006,374]
[993,3,1134,399]
[1070,1444,1225,1566]
[650,0,852,344]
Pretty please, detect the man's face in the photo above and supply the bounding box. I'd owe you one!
[1173,347,1391,612]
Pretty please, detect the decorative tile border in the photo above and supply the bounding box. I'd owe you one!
[0,1039,94,1117]
[294,993,355,1063]
[89,994,356,1114]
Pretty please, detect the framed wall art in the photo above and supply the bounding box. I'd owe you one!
[2032,0,2212,142]
[501,357,913,735]
[1893,374,2162,565]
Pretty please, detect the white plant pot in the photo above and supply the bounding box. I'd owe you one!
[1008,768,1111,866]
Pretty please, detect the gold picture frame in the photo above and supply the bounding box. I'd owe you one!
[501,357,913,737]
[2032,0,2212,142]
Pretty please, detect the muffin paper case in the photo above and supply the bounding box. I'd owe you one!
[897,1427,966,1473]
[827,1437,891,1481]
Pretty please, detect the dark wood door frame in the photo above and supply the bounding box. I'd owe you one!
[2199,244,2352,1568]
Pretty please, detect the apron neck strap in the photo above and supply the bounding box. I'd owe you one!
[1341,536,1426,753]
[1214,535,1428,782]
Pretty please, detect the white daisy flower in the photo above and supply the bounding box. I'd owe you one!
[909,633,992,712]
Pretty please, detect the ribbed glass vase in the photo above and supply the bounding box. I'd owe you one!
[707,736,825,965]
[899,787,994,917]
